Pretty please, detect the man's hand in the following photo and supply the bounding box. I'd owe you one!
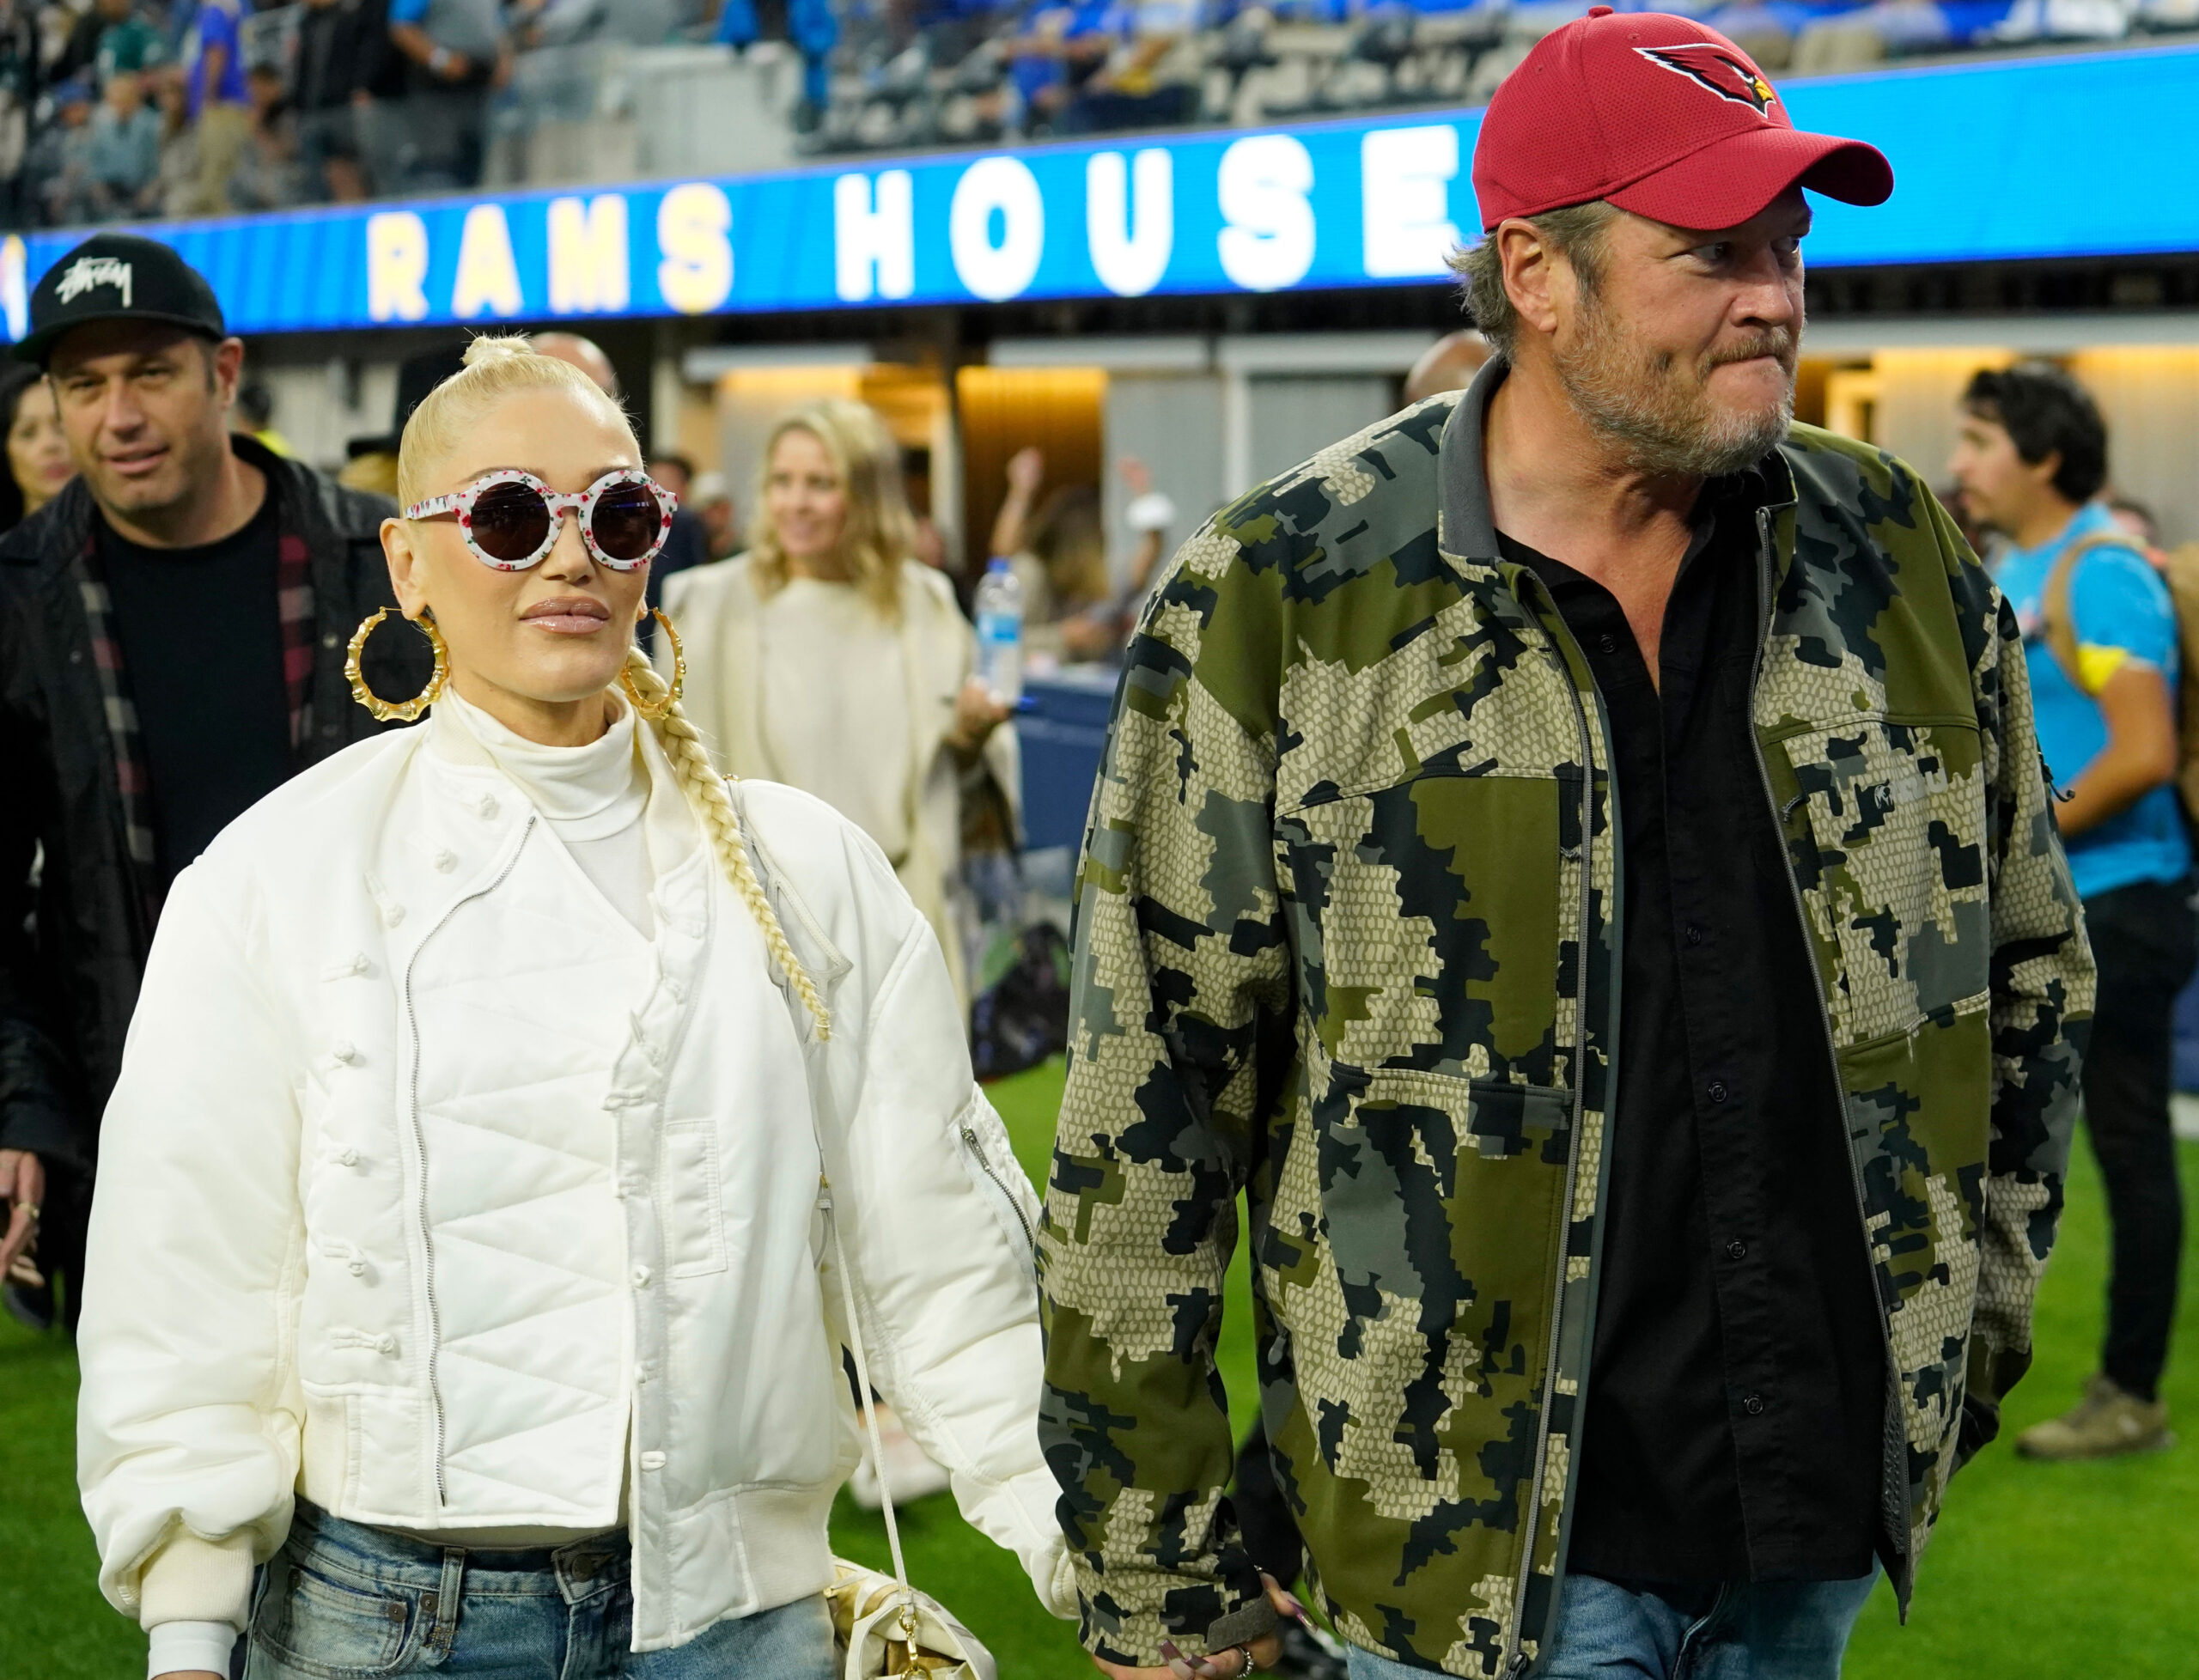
[1091,1577,1302,1680]
[0,1147,45,1281]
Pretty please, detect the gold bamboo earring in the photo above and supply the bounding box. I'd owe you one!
[623,608,683,721]
[346,607,448,722]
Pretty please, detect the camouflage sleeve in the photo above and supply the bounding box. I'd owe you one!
[1945,493,2094,1465]
[1039,516,1288,1666]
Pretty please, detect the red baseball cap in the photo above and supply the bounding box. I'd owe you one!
[1472,7,1892,232]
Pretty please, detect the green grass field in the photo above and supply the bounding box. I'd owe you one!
[8,1061,2194,1677]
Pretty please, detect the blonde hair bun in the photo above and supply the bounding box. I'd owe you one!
[460,333,539,368]
[398,334,625,508]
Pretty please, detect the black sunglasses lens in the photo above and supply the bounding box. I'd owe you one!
[469,481,551,563]
[590,484,661,563]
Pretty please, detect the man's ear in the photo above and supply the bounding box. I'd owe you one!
[210,336,246,405]
[381,514,430,620]
[1495,219,1564,343]
[2028,447,2065,495]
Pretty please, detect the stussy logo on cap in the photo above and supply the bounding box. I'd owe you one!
[1636,43,1776,114]
[54,255,133,308]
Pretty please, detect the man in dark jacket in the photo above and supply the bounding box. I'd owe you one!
[0,234,423,1332]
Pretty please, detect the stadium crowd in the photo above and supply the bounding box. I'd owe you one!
[2,0,2199,224]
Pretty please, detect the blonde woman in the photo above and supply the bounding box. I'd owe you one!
[663,401,1014,1008]
[76,339,1068,1680]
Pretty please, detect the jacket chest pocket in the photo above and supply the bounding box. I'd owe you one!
[1783,717,1990,1047]
[659,1120,729,1277]
[1276,771,1568,1084]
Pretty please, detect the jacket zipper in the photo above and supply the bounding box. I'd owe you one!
[401,814,537,1507]
[1507,576,1611,1674]
[1742,505,1912,1577]
[961,1123,1035,1253]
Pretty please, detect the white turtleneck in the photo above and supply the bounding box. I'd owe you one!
[440,686,656,937]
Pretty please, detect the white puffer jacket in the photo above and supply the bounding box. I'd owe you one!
[76,709,1069,1654]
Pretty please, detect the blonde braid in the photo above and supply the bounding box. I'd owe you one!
[623,649,832,1040]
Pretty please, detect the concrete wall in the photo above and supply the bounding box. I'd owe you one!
[2067,348,2199,546]
[1244,373,1401,489]
[1103,371,1227,582]
[1809,326,2199,548]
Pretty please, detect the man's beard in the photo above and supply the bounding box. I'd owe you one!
[1553,294,1798,479]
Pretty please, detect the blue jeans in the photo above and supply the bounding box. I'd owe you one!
[243,1500,838,1678]
[1343,1570,1878,1680]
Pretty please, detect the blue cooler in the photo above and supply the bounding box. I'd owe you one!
[1019,667,1119,854]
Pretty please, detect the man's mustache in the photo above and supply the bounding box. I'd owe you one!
[1701,328,1799,375]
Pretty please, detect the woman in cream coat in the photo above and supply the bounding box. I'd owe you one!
[661,401,1014,1009]
[76,340,1067,1680]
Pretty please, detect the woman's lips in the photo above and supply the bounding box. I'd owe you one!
[521,597,612,636]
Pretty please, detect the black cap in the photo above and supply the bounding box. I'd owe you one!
[15,233,226,368]
[344,341,471,459]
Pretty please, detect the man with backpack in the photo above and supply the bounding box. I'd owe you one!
[1951,361,2194,1460]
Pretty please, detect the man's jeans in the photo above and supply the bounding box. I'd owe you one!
[1343,1571,1878,1680]
[242,1499,838,1678]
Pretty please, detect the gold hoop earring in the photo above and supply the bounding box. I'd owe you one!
[623,609,683,721]
[346,607,448,722]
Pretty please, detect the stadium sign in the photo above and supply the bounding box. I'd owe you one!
[3,44,2196,339]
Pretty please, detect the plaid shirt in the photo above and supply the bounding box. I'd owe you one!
[0,435,400,1167]
[70,525,317,882]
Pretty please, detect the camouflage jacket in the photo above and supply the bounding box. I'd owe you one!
[1039,367,2092,1677]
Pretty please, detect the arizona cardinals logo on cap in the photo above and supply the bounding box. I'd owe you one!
[1636,42,1777,114]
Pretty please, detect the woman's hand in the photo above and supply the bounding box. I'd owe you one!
[990,447,1046,558]
[1090,1577,1302,1680]
[947,677,1012,755]
[1005,446,1046,496]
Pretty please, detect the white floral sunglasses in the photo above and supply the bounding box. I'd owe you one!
[405,467,679,571]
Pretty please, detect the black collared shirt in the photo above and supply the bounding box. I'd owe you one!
[1499,472,1887,1584]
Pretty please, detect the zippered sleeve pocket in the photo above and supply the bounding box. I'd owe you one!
[954,1087,1039,1261]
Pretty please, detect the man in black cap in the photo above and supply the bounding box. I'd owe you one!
[0,233,419,1337]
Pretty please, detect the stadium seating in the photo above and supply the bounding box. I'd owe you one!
[7,0,2196,224]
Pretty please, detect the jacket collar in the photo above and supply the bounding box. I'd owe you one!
[1436,355,1508,565]
[426,692,705,891]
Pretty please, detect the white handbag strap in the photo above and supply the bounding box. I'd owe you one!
[725,781,923,1633]
[819,1174,917,1624]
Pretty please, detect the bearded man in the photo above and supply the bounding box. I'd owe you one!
[1038,11,2092,1680]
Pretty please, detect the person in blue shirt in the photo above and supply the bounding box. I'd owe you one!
[182,0,250,212]
[387,0,508,189]
[716,0,838,125]
[1951,361,2194,1461]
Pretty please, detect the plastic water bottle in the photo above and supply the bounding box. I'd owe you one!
[974,557,1025,707]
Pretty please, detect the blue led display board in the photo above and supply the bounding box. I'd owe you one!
[3,43,2195,339]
